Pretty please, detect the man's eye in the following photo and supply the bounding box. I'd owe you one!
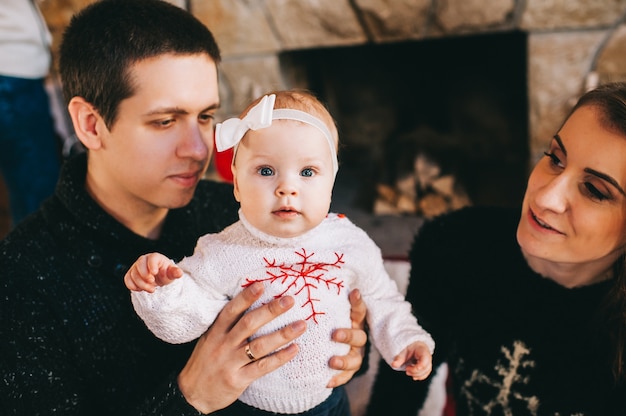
[199,113,214,123]
[154,119,174,127]
[301,168,314,177]
[259,167,274,176]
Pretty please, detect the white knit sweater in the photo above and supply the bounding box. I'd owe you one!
[131,212,434,414]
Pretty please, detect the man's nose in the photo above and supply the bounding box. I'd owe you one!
[178,123,209,160]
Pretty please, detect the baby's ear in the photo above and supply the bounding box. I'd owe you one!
[231,167,241,202]
[67,97,105,150]
[213,141,234,183]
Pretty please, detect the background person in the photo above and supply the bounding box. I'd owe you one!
[0,0,61,227]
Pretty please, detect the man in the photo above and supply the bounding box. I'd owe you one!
[0,1,367,414]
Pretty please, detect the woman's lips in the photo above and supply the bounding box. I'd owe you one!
[528,209,564,234]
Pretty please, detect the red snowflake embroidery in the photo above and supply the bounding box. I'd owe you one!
[242,248,345,323]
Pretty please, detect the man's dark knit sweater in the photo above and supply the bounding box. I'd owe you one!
[366,206,626,416]
[0,153,239,415]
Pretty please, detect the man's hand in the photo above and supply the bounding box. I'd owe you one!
[177,282,306,414]
[327,288,368,388]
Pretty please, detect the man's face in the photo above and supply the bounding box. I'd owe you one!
[87,53,219,221]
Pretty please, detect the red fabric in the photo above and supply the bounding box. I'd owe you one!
[213,138,234,183]
[443,372,456,416]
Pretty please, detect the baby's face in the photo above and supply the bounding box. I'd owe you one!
[232,120,336,238]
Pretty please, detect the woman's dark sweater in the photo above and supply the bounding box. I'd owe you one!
[366,206,626,416]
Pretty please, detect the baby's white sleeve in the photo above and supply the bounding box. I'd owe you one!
[130,270,228,344]
[354,233,435,365]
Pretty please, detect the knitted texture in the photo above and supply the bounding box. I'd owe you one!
[366,206,626,416]
[132,211,434,414]
[0,153,239,415]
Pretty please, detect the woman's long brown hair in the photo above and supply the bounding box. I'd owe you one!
[566,82,626,381]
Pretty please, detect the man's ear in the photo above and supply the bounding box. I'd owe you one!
[67,97,105,150]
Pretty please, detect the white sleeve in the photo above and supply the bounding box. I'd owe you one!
[130,273,227,344]
[355,232,435,366]
[130,238,229,344]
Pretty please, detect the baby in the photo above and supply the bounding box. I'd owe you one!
[125,90,434,415]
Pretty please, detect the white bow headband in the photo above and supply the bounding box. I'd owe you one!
[215,94,338,175]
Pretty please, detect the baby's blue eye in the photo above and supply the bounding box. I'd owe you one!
[259,167,274,176]
[301,168,314,177]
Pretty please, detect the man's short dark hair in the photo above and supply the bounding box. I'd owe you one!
[59,0,221,128]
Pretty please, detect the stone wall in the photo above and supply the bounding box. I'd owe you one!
[40,0,626,166]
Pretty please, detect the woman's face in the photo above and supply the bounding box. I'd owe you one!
[517,105,626,285]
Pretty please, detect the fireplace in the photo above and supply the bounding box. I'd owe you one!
[281,31,529,216]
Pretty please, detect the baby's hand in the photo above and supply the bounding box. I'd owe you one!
[124,252,183,293]
[391,341,433,381]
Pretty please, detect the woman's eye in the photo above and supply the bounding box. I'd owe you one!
[301,168,314,177]
[543,151,563,168]
[258,167,274,176]
[583,182,610,201]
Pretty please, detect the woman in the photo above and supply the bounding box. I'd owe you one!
[366,82,626,415]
